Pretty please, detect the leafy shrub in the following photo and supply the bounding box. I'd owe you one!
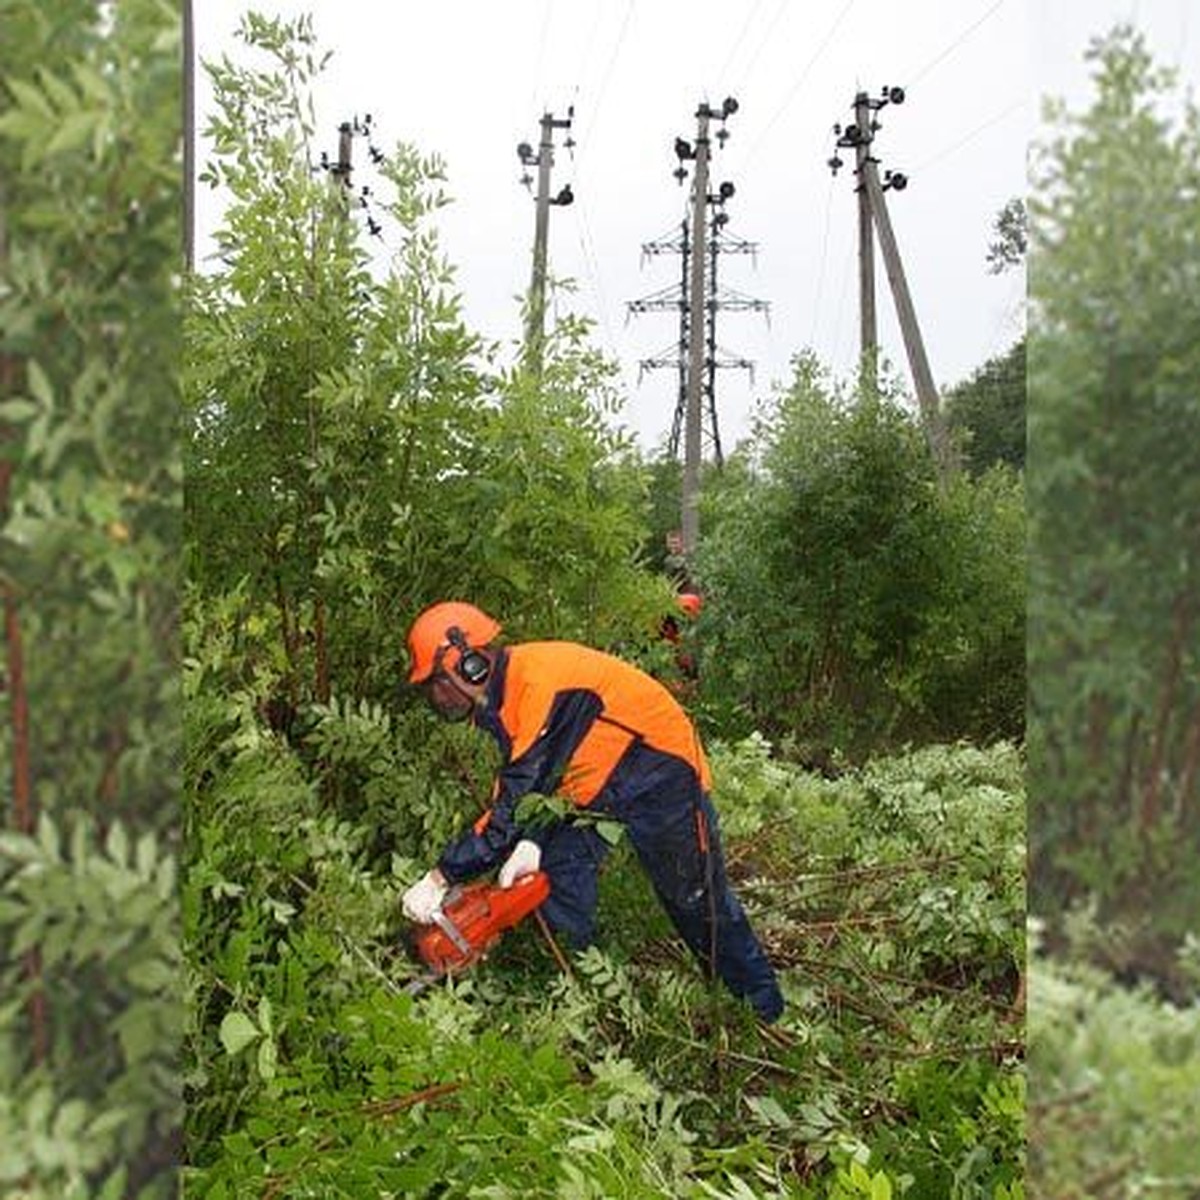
[184,705,1024,1196]
[1028,953,1200,1197]
[693,355,1024,761]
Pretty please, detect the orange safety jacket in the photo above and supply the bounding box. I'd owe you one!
[437,641,711,882]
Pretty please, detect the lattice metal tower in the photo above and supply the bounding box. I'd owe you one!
[628,190,767,467]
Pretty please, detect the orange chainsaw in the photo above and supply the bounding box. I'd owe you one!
[405,870,551,992]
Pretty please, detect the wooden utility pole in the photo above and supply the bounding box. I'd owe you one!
[518,109,573,376]
[853,91,877,389]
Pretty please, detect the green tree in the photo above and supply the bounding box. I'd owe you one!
[986,197,1028,275]
[944,338,1026,473]
[185,15,664,715]
[1028,25,1200,981]
[694,353,1024,760]
[0,1,181,1195]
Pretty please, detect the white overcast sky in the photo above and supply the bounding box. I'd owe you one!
[193,1,1197,453]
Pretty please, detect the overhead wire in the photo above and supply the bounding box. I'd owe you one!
[902,0,1008,87]
[528,0,553,116]
[808,172,837,349]
[830,237,856,376]
[742,0,859,167]
[713,0,770,88]
[728,0,794,99]
[574,0,635,151]
[572,185,621,364]
[562,0,637,374]
[912,96,1027,174]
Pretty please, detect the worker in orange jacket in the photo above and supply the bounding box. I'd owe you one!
[401,601,784,1023]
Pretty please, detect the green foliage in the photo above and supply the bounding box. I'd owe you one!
[985,198,1027,276]
[944,340,1026,474]
[0,0,180,829]
[1,2,180,1195]
[1028,25,1200,963]
[0,815,179,1199]
[185,12,664,721]
[1028,954,1200,1198]
[184,669,1025,1198]
[692,354,1024,760]
[181,15,1025,1199]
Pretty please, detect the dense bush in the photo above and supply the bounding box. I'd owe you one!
[692,355,1024,760]
[1028,24,1200,983]
[181,14,1025,1198]
[1,2,181,1195]
[185,13,669,720]
[183,648,1025,1197]
[1028,949,1200,1198]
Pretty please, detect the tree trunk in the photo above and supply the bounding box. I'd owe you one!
[1175,695,1200,824]
[314,591,330,704]
[2,354,46,1067]
[1139,592,1192,833]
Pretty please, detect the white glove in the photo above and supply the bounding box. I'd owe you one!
[497,839,542,888]
[402,870,447,923]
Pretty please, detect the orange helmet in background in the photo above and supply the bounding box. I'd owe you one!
[677,592,703,619]
[406,601,502,684]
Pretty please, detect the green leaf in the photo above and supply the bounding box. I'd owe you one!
[6,76,53,120]
[105,821,129,867]
[257,995,274,1037]
[126,956,175,993]
[257,1035,278,1080]
[0,398,39,421]
[44,109,97,156]
[218,1010,261,1056]
[25,359,54,410]
[594,819,624,846]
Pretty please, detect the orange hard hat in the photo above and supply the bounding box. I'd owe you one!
[406,601,502,684]
[677,592,703,618]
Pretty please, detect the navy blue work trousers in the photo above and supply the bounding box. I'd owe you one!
[531,762,784,1023]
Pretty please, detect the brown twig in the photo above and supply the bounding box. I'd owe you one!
[361,1081,462,1117]
[535,908,573,978]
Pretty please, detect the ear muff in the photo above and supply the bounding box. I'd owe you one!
[446,626,490,686]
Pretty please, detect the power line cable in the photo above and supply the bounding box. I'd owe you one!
[575,0,635,150]
[742,0,858,167]
[913,96,1026,173]
[573,188,620,363]
[529,0,554,115]
[903,0,1008,87]
[713,0,770,87]
[729,0,794,97]
[830,238,855,374]
[808,172,837,348]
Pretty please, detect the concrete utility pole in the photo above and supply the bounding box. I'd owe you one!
[518,109,574,375]
[674,97,737,557]
[323,116,384,238]
[861,160,953,478]
[853,92,876,384]
[829,85,955,483]
[682,106,711,557]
